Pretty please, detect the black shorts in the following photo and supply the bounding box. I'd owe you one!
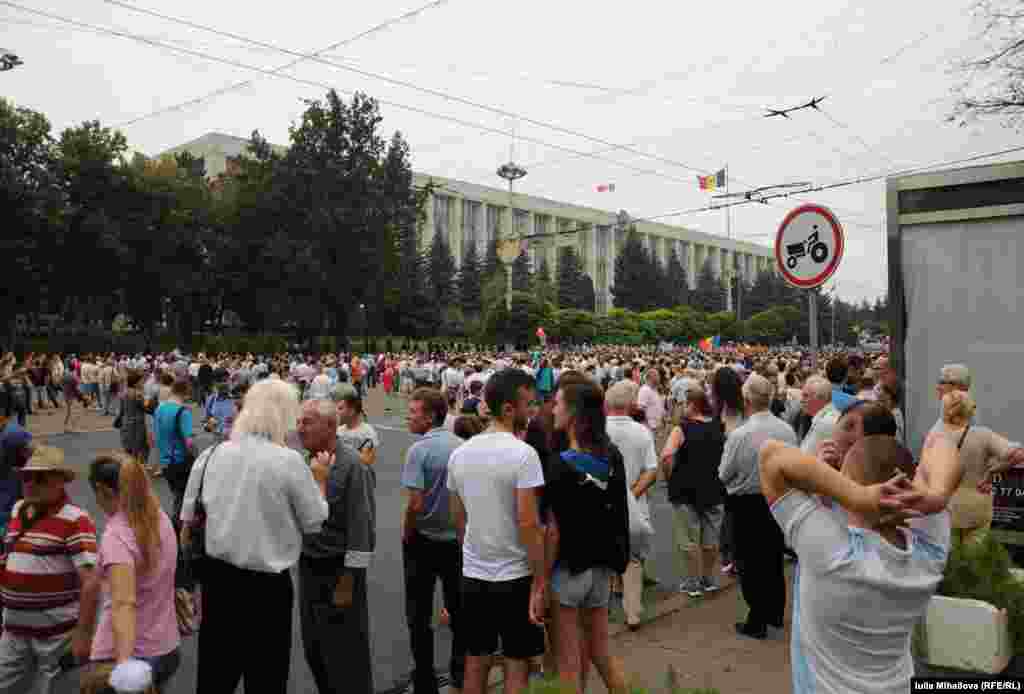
[461,575,545,659]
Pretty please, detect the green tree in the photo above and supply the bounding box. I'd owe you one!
[458,242,483,318]
[665,246,689,307]
[610,231,653,311]
[511,248,532,292]
[425,229,457,334]
[483,237,504,280]
[556,247,586,309]
[692,259,726,314]
[533,253,556,307]
[273,90,408,347]
[579,274,597,312]
[0,99,60,347]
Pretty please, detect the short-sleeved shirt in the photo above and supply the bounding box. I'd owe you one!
[606,416,657,519]
[402,427,463,542]
[1,498,97,638]
[91,510,180,660]
[447,432,545,582]
[337,422,380,454]
[155,402,193,468]
[772,490,950,694]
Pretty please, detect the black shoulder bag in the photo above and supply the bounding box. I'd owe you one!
[184,443,221,582]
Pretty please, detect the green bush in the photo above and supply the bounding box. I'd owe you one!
[939,532,1024,654]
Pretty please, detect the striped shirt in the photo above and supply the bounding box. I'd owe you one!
[1,496,98,638]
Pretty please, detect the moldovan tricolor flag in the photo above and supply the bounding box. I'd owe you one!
[595,183,616,193]
[697,168,726,191]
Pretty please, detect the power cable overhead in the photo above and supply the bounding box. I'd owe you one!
[0,2,696,186]
[100,0,720,177]
[109,0,450,128]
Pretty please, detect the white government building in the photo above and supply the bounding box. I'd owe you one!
[163,133,776,315]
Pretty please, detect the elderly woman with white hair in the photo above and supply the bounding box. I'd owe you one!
[180,378,328,694]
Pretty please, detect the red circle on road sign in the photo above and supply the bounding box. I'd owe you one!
[774,203,844,288]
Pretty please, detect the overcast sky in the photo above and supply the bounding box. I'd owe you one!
[2,0,1016,303]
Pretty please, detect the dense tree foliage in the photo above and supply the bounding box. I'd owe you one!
[4,91,889,350]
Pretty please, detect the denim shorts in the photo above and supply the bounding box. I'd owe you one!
[551,565,614,609]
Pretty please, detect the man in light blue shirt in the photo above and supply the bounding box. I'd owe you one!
[401,387,465,694]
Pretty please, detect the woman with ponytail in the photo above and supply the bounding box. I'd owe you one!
[73,452,181,691]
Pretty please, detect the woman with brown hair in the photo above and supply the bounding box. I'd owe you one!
[545,381,629,694]
[74,452,181,691]
[119,370,152,474]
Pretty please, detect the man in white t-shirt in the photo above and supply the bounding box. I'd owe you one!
[760,432,962,694]
[605,381,658,629]
[447,369,545,694]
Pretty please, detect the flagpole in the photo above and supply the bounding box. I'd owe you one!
[725,163,731,240]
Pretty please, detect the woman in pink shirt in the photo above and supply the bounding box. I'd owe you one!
[74,452,181,690]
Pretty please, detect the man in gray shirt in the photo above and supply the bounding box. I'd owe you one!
[298,400,377,694]
[719,373,797,639]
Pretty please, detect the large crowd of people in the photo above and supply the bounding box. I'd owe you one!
[0,343,1020,693]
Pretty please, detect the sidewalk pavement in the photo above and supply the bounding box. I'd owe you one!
[488,568,794,694]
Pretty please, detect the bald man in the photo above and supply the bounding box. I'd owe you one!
[297,399,377,694]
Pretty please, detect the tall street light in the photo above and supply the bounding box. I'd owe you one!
[360,303,367,353]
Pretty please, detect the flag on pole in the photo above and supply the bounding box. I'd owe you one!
[697,335,721,351]
[697,168,727,191]
[595,183,616,193]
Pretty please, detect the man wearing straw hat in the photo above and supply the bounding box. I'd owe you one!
[0,445,97,694]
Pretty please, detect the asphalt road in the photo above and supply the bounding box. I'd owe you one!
[44,416,687,694]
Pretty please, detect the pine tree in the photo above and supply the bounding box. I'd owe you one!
[666,246,689,307]
[426,229,457,306]
[511,248,532,292]
[483,238,504,280]
[458,242,482,317]
[610,232,651,312]
[533,253,556,307]
[579,274,597,312]
[556,247,586,309]
[692,259,726,314]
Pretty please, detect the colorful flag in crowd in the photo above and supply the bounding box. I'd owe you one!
[536,327,546,339]
[697,168,726,191]
[697,335,721,351]
[596,183,616,193]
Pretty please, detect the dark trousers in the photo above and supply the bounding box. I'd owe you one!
[298,556,373,694]
[163,466,192,590]
[731,493,786,630]
[403,532,464,694]
[197,558,293,694]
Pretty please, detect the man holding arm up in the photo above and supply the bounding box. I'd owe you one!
[759,431,962,694]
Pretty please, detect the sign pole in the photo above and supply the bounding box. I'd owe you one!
[809,291,819,369]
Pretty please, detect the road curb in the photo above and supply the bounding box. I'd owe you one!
[486,581,738,691]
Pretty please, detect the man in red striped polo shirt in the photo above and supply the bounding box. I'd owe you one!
[0,445,97,694]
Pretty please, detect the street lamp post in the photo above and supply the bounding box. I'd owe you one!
[360,303,367,353]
